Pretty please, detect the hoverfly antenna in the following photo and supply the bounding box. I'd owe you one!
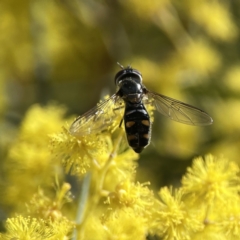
[117,62,124,69]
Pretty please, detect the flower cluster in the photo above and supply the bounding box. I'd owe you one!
[1,103,240,240]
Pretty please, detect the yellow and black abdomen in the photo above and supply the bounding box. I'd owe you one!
[124,103,152,153]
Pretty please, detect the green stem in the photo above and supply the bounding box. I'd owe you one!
[74,129,125,239]
[72,172,91,240]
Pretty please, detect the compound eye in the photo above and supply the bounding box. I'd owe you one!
[115,69,126,84]
[132,69,141,76]
[115,68,142,85]
[132,69,142,81]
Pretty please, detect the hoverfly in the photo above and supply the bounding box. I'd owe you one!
[70,64,213,153]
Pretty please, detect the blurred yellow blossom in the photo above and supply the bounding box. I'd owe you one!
[102,148,139,191]
[150,187,204,240]
[0,104,68,212]
[51,127,113,176]
[185,1,237,41]
[1,215,74,240]
[121,0,169,20]
[104,208,149,240]
[210,98,240,165]
[213,99,240,135]
[2,101,240,240]
[218,201,240,239]
[105,180,154,219]
[0,0,240,238]
[224,65,240,92]
[26,182,72,220]
[182,155,240,205]
[82,208,148,240]
[2,113,240,240]
[180,39,221,76]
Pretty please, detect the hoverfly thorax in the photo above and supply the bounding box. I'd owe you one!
[117,80,143,104]
[115,67,143,104]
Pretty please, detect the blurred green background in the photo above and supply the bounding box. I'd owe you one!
[0,0,240,198]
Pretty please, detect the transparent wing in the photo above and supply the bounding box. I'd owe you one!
[145,91,213,126]
[69,94,124,136]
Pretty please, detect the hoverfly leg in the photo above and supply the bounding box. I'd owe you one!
[119,118,123,128]
[113,105,124,112]
[113,105,124,120]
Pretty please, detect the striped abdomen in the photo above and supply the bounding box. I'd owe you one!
[124,103,151,153]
